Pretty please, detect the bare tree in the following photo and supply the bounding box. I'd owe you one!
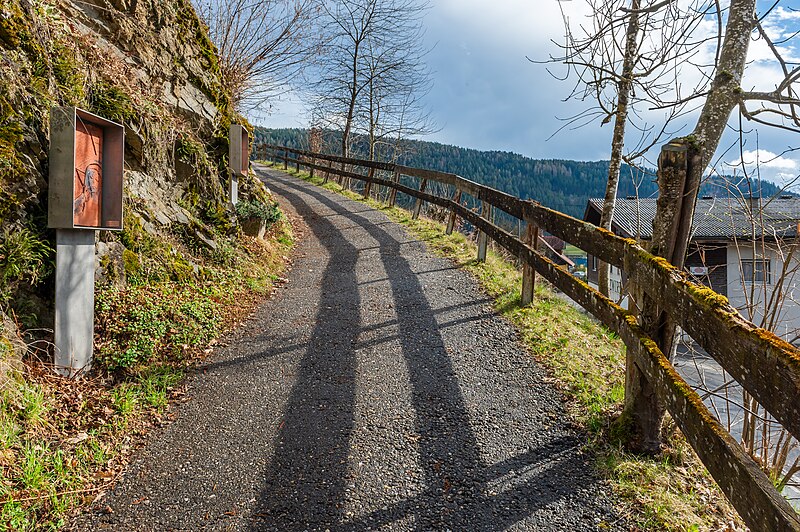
[306,0,432,161]
[360,30,435,163]
[552,0,800,456]
[194,0,322,112]
[623,0,800,453]
[550,0,713,295]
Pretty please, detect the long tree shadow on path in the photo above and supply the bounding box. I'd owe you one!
[244,182,362,529]
[250,171,615,531]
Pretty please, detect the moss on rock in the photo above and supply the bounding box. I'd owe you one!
[122,249,141,277]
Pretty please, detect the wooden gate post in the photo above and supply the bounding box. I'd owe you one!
[388,169,400,207]
[521,221,538,305]
[363,167,374,199]
[621,139,697,454]
[477,201,492,262]
[283,148,288,170]
[446,189,462,235]
[412,178,428,219]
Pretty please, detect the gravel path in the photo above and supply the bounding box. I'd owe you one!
[75,166,626,531]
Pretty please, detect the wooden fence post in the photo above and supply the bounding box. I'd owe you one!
[310,157,315,179]
[412,178,428,219]
[324,159,332,184]
[295,155,300,173]
[622,140,694,454]
[477,201,491,262]
[446,189,462,235]
[388,169,400,207]
[363,167,374,199]
[283,148,288,170]
[521,221,538,305]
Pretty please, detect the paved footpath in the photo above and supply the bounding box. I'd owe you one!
[75,166,627,531]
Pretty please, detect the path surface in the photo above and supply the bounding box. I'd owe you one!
[75,167,626,531]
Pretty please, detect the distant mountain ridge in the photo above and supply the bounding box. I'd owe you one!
[255,128,792,219]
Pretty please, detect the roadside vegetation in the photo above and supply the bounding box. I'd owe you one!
[0,203,292,530]
[268,161,744,531]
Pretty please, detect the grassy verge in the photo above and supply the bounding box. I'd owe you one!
[267,162,743,531]
[0,210,293,529]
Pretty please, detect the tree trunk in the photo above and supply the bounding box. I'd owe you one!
[598,0,640,297]
[621,0,756,453]
[342,41,361,159]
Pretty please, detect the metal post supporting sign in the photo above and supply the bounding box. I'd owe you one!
[48,106,124,377]
[229,124,250,205]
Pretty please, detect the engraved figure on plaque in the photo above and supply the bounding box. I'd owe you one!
[73,120,103,227]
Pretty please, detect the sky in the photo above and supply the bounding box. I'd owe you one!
[258,0,800,189]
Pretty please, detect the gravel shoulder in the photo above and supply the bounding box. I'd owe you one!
[73,166,627,531]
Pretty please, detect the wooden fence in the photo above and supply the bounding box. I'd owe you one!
[256,143,800,531]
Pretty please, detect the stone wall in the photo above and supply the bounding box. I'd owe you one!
[0,0,269,374]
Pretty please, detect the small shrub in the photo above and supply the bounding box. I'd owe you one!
[88,81,134,123]
[0,227,53,305]
[119,214,158,254]
[95,285,221,373]
[235,199,280,227]
[200,201,236,234]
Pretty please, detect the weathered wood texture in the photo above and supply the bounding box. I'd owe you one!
[389,169,399,207]
[258,143,800,532]
[477,201,491,262]
[363,167,375,198]
[412,178,428,220]
[521,222,537,306]
[446,189,462,235]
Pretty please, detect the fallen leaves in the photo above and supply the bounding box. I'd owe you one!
[65,432,89,445]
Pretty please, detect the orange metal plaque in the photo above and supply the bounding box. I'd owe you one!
[73,120,103,227]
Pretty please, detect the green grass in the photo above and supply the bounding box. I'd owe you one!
[563,244,586,256]
[0,211,294,529]
[267,161,742,532]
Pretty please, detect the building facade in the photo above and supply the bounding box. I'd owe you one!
[584,197,800,343]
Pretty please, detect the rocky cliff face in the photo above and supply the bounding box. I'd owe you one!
[0,0,268,365]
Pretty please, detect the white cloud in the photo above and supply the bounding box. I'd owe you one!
[772,6,800,21]
[775,172,800,185]
[728,149,799,170]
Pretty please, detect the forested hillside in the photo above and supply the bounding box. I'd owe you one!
[256,128,790,218]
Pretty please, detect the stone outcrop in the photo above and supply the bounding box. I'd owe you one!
[0,0,271,360]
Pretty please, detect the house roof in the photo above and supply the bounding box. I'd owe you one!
[585,197,800,240]
[540,235,564,251]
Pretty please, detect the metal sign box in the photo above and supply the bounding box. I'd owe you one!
[48,106,124,231]
[229,124,250,177]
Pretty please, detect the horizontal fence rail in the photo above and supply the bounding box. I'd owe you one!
[256,143,800,531]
